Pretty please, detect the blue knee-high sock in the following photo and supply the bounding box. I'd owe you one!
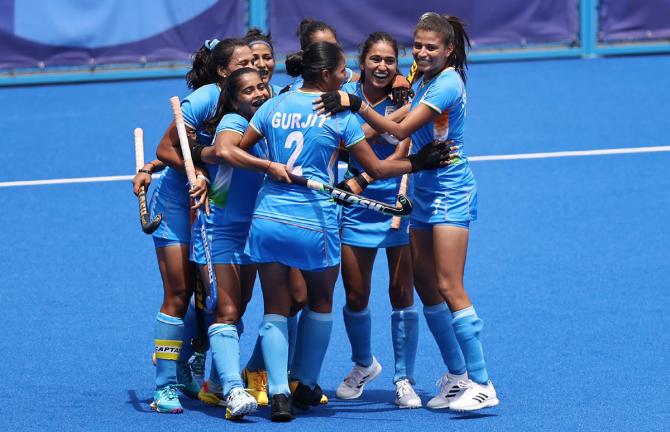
[203,310,220,388]
[296,308,333,388]
[452,306,489,384]
[288,311,307,381]
[287,314,299,370]
[343,306,373,367]
[154,312,184,388]
[423,303,466,375]
[259,315,290,396]
[179,299,197,366]
[391,306,419,384]
[209,323,244,396]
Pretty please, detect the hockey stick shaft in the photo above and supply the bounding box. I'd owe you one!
[288,173,412,217]
[169,96,218,312]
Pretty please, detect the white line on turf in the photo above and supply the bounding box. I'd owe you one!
[0,146,668,188]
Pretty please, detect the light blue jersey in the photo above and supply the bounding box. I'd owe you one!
[269,83,283,97]
[340,81,409,247]
[246,89,365,269]
[409,67,477,225]
[151,84,220,247]
[197,113,266,264]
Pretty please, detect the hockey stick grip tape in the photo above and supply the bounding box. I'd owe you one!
[134,128,144,173]
[169,96,197,188]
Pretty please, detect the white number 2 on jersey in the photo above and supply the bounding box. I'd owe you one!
[284,131,303,176]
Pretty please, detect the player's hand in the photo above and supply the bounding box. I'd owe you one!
[191,174,210,215]
[336,170,369,196]
[313,91,362,115]
[267,162,293,184]
[132,164,153,195]
[391,74,413,107]
[407,141,459,173]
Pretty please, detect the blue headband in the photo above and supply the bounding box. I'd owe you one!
[205,39,220,51]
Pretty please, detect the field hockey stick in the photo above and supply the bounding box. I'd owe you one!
[390,61,419,229]
[134,128,162,234]
[169,96,218,313]
[288,173,413,217]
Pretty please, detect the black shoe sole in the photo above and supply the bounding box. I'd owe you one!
[271,411,295,422]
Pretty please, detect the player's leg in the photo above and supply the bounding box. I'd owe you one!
[335,245,382,400]
[386,244,421,408]
[208,263,257,419]
[257,262,294,421]
[291,265,340,410]
[410,227,468,409]
[152,243,194,413]
[432,224,498,411]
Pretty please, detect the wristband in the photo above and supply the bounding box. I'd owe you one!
[138,169,152,175]
[359,102,370,114]
[264,160,272,173]
[192,144,206,165]
[196,174,210,184]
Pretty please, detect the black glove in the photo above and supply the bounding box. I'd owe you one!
[407,142,451,173]
[391,74,414,107]
[320,91,362,114]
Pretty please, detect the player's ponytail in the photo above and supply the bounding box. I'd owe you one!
[285,51,304,77]
[444,15,470,84]
[186,38,248,90]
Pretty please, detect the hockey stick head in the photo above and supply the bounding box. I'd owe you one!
[140,211,162,234]
[137,187,162,234]
[387,193,413,217]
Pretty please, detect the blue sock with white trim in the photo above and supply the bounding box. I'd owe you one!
[259,315,290,396]
[296,308,333,388]
[343,306,373,367]
[209,323,244,396]
[423,302,466,375]
[154,312,184,389]
[452,306,489,384]
[392,306,419,384]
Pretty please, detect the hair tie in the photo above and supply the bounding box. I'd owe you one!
[205,39,220,51]
[248,40,273,51]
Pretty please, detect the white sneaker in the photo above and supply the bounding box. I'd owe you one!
[448,379,499,412]
[225,387,258,419]
[336,357,382,399]
[394,379,422,408]
[426,372,468,409]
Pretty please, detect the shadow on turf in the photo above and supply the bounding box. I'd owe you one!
[126,390,154,413]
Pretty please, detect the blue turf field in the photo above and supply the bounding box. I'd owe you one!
[1,55,669,431]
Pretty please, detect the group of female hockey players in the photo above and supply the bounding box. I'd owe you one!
[133,12,498,422]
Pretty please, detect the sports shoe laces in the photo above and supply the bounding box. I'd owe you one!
[344,365,368,387]
[435,374,453,391]
[396,380,413,398]
[161,384,184,400]
[457,379,474,390]
[255,372,267,392]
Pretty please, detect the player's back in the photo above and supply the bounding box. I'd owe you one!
[250,89,361,228]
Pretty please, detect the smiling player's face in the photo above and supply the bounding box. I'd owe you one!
[413,30,452,78]
[235,72,269,118]
[362,41,397,90]
[250,43,275,85]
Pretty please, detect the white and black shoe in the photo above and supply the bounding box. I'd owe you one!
[335,356,382,399]
[448,379,499,412]
[426,372,468,409]
[394,379,422,408]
